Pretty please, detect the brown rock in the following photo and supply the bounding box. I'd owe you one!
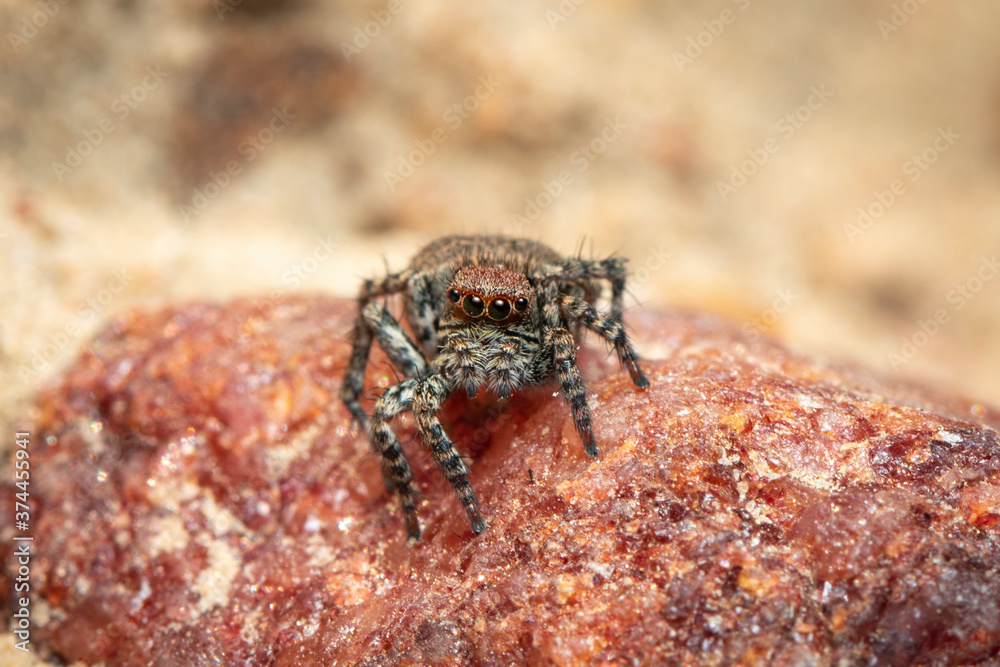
[2,295,999,665]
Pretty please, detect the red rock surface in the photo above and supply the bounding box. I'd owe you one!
[2,295,1000,665]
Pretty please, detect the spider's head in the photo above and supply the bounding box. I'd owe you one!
[440,265,536,399]
[445,266,533,327]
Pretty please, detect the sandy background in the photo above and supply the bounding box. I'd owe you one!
[2,0,1000,444]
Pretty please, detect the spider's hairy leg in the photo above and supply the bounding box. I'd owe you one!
[342,312,375,428]
[539,257,630,320]
[360,302,429,379]
[371,380,422,540]
[340,272,412,429]
[558,294,650,389]
[404,269,442,358]
[413,374,486,535]
[599,257,629,321]
[545,327,598,457]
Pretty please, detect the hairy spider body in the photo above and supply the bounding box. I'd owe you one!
[341,234,649,540]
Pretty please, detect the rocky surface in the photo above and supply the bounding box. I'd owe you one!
[2,295,1000,665]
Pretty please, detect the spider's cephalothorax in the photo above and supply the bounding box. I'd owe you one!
[341,234,649,540]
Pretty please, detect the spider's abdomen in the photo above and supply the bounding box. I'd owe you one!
[409,235,561,276]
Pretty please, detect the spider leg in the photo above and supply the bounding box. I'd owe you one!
[558,294,649,389]
[537,257,630,320]
[403,269,443,358]
[361,302,429,378]
[544,327,598,457]
[342,317,376,428]
[370,379,422,540]
[360,271,413,303]
[341,272,413,429]
[412,374,486,535]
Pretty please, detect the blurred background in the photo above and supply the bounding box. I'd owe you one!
[2,0,1000,438]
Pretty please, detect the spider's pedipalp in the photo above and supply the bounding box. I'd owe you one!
[484,336,524,400]
[437,331,486,397]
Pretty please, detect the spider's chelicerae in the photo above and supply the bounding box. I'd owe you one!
[341,234,649,540]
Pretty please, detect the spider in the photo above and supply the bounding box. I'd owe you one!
[341,234,649,540]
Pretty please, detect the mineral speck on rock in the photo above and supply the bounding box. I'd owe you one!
[2,296,999,665]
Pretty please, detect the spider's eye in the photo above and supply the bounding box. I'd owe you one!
[513,297,529,312]
[447,288,461,303]
[463,294,485,317]
[487,297,511,320]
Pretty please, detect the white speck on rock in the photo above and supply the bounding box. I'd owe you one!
[147,514,190,557]
[195,538,241,614]
[199,494,249,536]
[936,430,964,445]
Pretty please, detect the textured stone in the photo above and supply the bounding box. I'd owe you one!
[2,295,999,665]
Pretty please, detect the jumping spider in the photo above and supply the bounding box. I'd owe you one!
[341,234,649,540]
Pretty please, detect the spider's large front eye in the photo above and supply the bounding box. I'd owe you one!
[487,297,511,320]
[463,294,485,317]
[447,288,460,303]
